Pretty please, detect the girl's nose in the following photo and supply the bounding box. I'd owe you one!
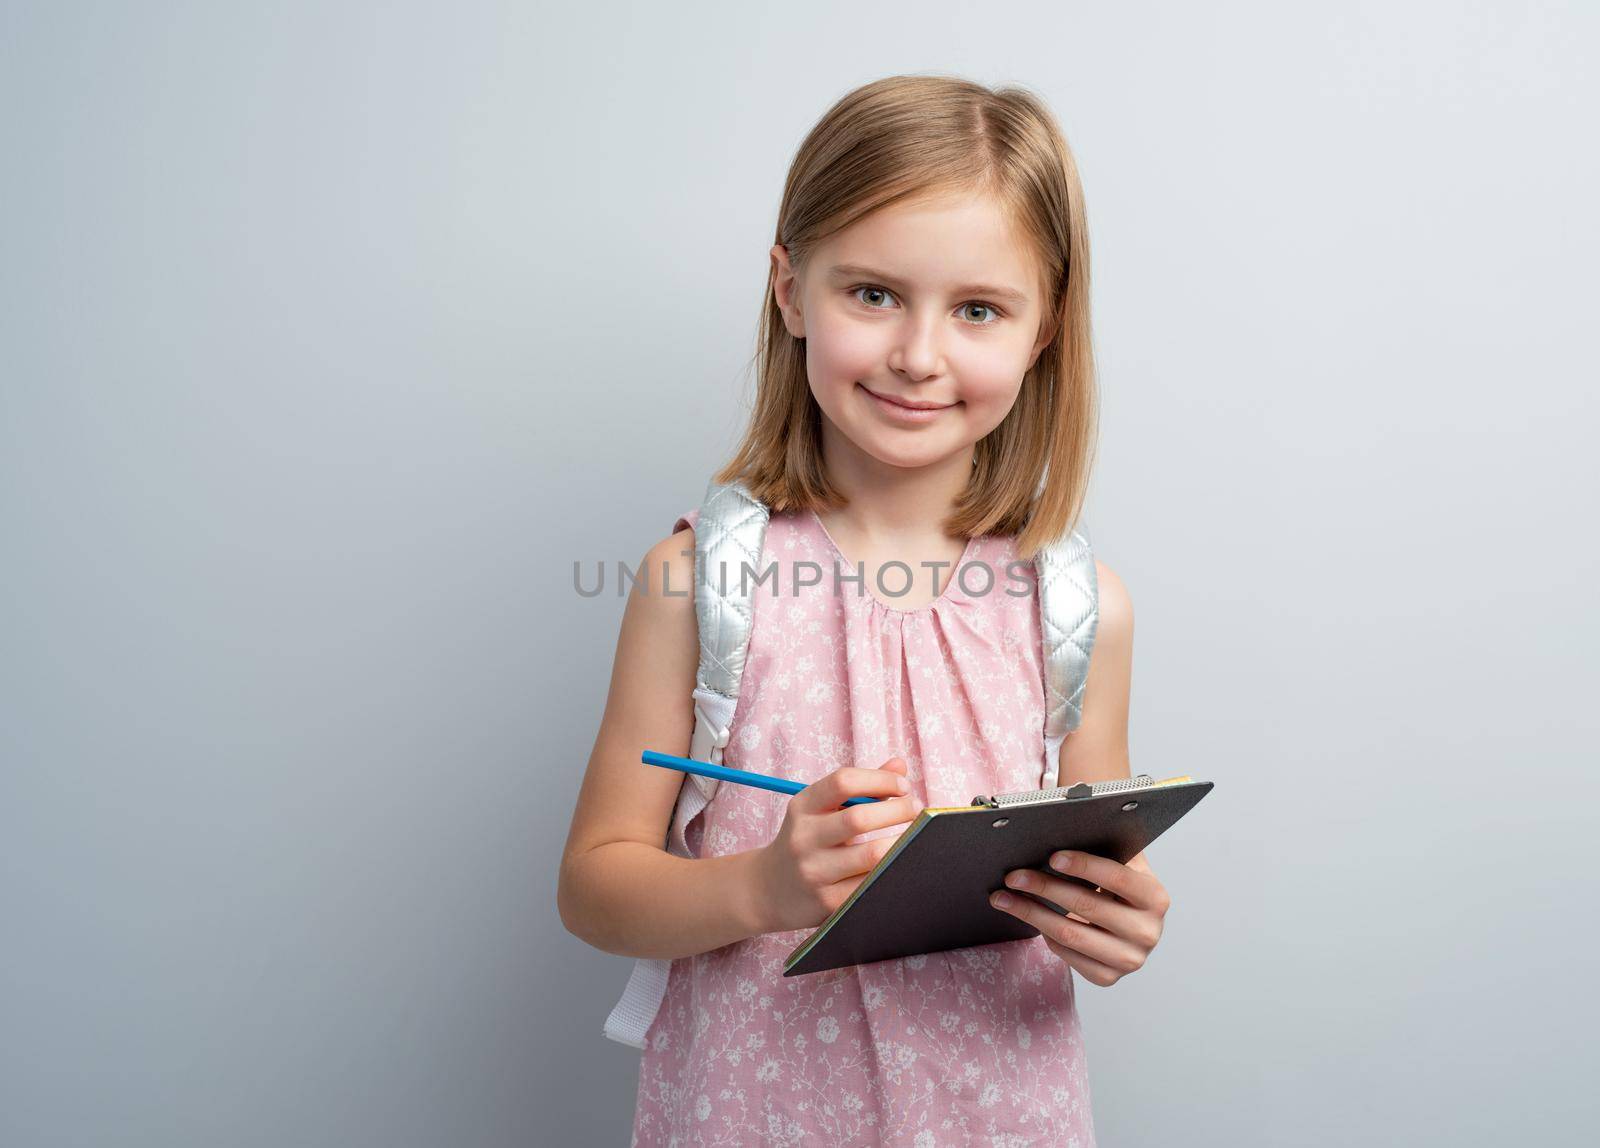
[888,314,945,382]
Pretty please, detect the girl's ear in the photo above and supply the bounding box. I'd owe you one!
[771,244,806,339]
[1028,311,1059,369]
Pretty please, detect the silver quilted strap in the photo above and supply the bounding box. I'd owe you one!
[1036,525,1099,787]
[671,478,768,813]
[689,481,770,699]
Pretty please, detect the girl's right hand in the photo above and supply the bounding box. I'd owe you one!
[750,756,925,934]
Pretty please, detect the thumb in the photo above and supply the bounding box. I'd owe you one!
[879,755,908,775]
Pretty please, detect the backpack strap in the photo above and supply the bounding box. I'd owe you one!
[1034,525,1100,788]
[603,479,769,1049]
[670,479,770,854]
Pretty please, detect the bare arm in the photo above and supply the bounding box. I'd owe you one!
[555,527,767,960]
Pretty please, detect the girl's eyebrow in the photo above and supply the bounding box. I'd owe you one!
[826,263,1030,308]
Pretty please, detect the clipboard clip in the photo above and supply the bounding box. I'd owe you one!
[971,773,1159,809]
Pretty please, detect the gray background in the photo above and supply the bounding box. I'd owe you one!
[3,2,1595,1145]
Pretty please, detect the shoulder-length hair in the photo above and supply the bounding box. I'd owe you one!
[713,73,1099,562]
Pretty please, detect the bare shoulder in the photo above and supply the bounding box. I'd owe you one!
[613,521,700,716]
[1095,559,1133,644]
[633,525,698,608]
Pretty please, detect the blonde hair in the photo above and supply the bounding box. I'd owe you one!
[713,73,1099,562]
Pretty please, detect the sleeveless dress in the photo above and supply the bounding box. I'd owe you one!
[630,506,1097,1147]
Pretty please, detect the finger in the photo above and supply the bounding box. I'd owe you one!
[1041,935,1126,988]
[816,794,922,848]
[1000,868,1153,947]
[1047,850,1169,915]
[989,889,1146,973]
[813,872,872,921]
[815,834,899,885]
[799,765,910,811]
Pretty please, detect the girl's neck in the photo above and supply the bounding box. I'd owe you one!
[816,417,975,547]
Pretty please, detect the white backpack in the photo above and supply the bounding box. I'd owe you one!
[603,479,1100,1048]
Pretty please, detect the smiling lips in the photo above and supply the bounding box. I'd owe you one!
[860,384,957,421]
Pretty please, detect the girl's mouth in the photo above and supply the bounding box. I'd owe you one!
[859,383,959,423]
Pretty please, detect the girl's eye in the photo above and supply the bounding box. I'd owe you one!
[854,285,895,309]
[850,286,1003,326]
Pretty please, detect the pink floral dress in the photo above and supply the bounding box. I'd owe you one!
[631,506,1096,1147]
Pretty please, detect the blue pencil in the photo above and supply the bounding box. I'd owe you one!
[641,749,884,806]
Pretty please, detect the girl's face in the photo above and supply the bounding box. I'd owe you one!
[772,189,1056,472]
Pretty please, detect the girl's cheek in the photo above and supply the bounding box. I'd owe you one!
[807,316,884,385]
[948,356,1027,418]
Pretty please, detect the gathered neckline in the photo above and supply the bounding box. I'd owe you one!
[807,509,980,616]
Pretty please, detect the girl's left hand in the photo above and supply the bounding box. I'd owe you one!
[989,850,1170,986]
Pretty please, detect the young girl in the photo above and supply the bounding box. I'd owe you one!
[558,73,1171,1147]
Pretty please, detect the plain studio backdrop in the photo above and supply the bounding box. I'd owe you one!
[2,2,1595,1145]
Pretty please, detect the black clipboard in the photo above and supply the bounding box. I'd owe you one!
[783,774,1214,977]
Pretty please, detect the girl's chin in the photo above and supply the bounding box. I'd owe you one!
[845,428,965,469]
